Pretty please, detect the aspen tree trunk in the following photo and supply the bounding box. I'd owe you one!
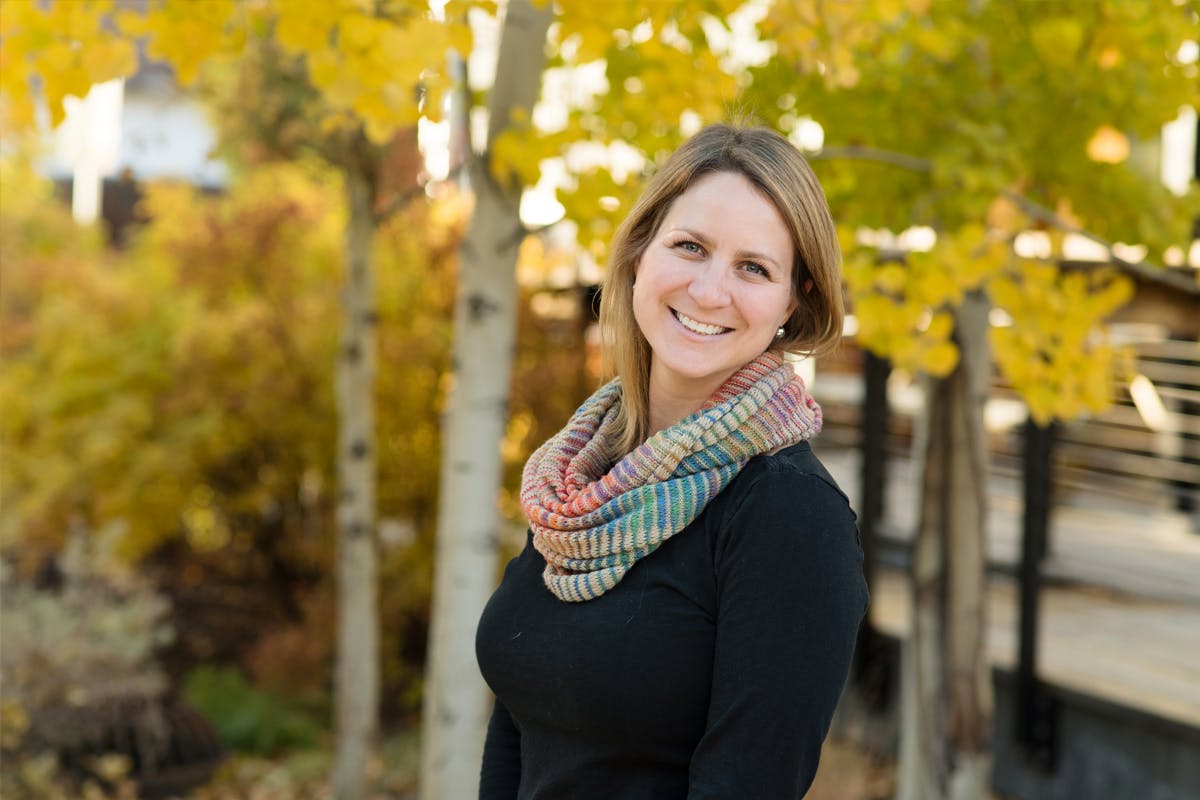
[332,160,380,800]
[420,2,554,798]
[897,291,993,800]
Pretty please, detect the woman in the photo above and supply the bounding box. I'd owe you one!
[475,123,868,799]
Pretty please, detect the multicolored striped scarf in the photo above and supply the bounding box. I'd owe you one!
[520,352,822,602]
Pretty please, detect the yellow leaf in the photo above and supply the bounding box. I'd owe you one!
[338,14,381,52]
[114,9,150,36]
[81,39,138,80]
[925,311,954,340]
[874,263,907,294]
[322,72,365,111]
[364,114,401,144]
[306,47,341,89]
[447,18,473,54]
[1025,387,1055,426]
[887,337,919,370]
[918,341,959,376]
[275,13,329,53]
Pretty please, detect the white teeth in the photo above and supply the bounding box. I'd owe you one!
[675,311,728,335]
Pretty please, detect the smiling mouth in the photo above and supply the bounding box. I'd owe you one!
[672,309,732,336]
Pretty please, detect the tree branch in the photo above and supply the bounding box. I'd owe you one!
[372,160,470,225]
[813,144,1199,296]
[1002,190,1200,296]
[521,219,562,239]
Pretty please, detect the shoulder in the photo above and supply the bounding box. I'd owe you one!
[707,441,869,621]
[707,442,863,593]
[721,441,856,529]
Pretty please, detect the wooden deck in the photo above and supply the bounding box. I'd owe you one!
[819,447,1200,604]
[817,446,1200,730]
[868,569,1200,729]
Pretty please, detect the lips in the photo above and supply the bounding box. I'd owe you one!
[672,308,731,336]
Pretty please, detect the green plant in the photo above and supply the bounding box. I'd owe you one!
[183,666,323,755]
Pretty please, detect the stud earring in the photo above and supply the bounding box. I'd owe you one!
[775,327,786,339]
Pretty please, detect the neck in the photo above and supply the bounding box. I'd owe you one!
[646,363,735,435]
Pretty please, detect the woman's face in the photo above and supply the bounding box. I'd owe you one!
[632,171,796,404]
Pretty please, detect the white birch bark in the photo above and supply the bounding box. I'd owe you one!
[420,1,554,798]
[897,291,993,800]
[332,161,380,800]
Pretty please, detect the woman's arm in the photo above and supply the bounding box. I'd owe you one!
[688,469,868,799]
[479,698,522,799]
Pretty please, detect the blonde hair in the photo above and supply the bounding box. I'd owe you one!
[598,123,843,454]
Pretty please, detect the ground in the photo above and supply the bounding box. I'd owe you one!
[808,737,896,800]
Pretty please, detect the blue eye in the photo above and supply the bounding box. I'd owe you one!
[743,262,769,277]
[677,240,703,254]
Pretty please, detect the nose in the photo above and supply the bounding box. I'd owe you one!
[687,261,731,308]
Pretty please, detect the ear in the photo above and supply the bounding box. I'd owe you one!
[803,279,814,295]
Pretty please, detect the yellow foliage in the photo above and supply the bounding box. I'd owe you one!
[276,8,337,53]
[542,0,749,258]
[874,263,907,295]
[119,0,244,87]
[987,260,1133,423]
[761,0,940,86]
[2,0,467,146]
[845,222,1137,411]
[491,125,544,189]
[925,311,954,340]
[846,227,1008,377]
[0,0,137,129]
[1030,16,1084,67]
[1,158,472,569]
[918,341,958,375]
[277,4,463,139]
[757,0,1193,423]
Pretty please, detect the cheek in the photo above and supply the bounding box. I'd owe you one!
[631,275,648,309]
[632,256,668,308]
[761,290,796,326]
[631,281,654,335]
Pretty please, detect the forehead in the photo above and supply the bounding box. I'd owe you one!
[662,172,792,254]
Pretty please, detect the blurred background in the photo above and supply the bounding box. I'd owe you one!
[1,1,1198,799]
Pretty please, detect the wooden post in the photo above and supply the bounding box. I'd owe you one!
[852,350,893,710]
[897,291,992,800]
[1016,418,1058,769]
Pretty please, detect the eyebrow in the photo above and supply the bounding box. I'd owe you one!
[669,227,783,270]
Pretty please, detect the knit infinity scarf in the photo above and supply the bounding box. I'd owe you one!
[520,352,822,602]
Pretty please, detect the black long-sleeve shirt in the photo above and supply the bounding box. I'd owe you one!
[475,441,868,799]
